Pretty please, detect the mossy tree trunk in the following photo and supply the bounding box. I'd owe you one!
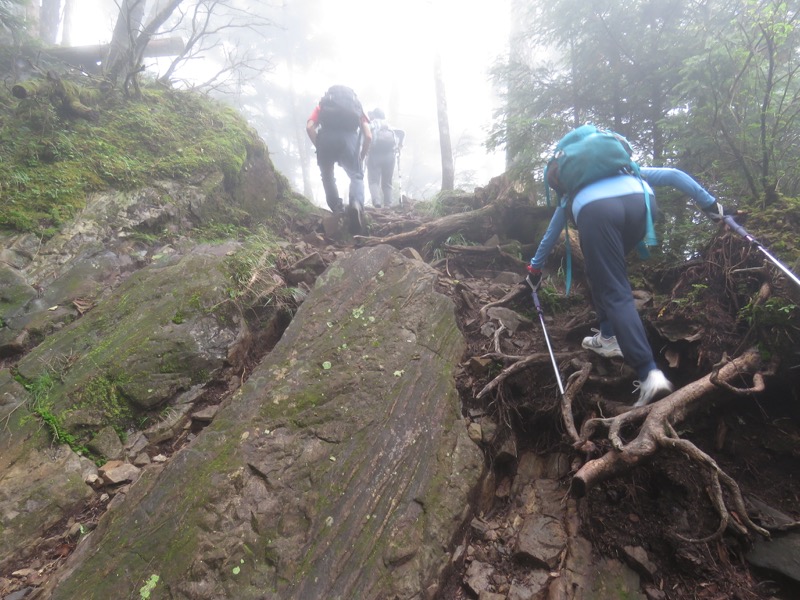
[12,72,97,120]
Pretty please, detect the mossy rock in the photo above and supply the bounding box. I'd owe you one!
[15,247,247,426]
[44,245,483,600]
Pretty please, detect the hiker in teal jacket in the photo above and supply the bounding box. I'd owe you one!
[527,167,726,406]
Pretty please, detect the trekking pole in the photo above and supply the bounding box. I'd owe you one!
[526,276,566,396]
[396,151,403,206]
[723,215,800,289]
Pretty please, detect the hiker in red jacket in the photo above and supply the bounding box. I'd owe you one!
[307,85,371,233]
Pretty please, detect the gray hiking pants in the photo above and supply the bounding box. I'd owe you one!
[316,128,364,213]
[367,150,396,207]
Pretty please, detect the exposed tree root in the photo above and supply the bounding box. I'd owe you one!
[358,181,554,259]
[360,200,499,255]
[479,283,528,322]
[572,348,772,540]
[562,361,592,444]
[475,351,581,400]
[442,243,530,269]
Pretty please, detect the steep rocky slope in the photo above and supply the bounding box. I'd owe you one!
[2,58,800,600]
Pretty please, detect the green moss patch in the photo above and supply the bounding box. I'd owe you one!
[0,75,253,234]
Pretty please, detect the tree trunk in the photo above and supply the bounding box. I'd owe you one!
[12,72,97,120]
[61,0,76,46]
[362,183,557,260]
[570,38,580,127]
[39,0,61,44]
[45,37,185,73]
[104,0,146,83]
[505,0,527,170]
[289,58,315,201]
[434,51,455,191]
[105,0,183,92]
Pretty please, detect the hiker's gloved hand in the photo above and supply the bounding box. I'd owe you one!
[526,265,542,290]
[703,202,727,222]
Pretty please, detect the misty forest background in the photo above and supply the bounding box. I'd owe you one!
[2,0,800,264]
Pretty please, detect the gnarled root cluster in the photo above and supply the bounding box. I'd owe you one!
[568,348,773,541]
[479,336,779,542]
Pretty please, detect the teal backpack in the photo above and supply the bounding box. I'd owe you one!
[543,124,657,293]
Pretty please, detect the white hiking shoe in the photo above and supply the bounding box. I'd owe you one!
[633,369,674,407]
[581,328,623,358]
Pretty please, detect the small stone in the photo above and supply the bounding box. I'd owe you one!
[87,426,124,460]
[495,476,512,499]
[5,588,35,600]
[191,405,219,423]
[478,417,498,443]
[99,462,141,485]
[644,586,667,600]
[487,307,533,333]
[11,568,35,578]
[623,545,658,579]
[468,356,494,377]
[468,422,483,443]
[488,283,507,298]
[133,452,151,467]
[465,560,495,596]
[125,432,148,455]
[99,459,123,472]
[480,322,496,337]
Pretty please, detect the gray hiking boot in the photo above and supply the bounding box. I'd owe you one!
[347,202,364,235]
[581,328,623,358]
[328,197,344,215]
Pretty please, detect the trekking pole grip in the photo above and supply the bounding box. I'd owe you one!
[723,215,757,245]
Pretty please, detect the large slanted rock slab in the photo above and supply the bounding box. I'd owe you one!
[0,245,252,568]
[0,371,98,571]
[0,436,96,572]
[45,244,483,600]
[14,243,249,411]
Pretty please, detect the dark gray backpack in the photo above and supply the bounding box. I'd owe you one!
[318,85,363,131]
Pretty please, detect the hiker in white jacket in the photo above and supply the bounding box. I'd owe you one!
[527,166,726,406]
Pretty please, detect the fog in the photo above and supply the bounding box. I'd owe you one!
[68,0,511,206]
[296,0,510,202]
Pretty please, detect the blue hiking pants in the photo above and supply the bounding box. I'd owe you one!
[575,193,658,379]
